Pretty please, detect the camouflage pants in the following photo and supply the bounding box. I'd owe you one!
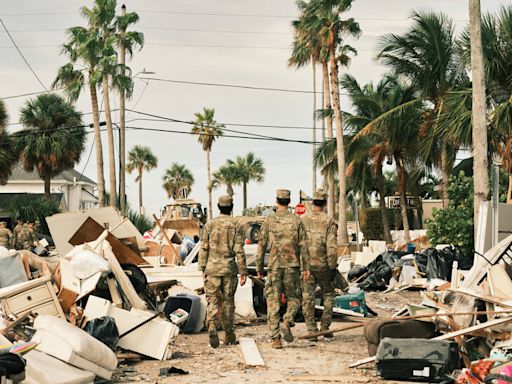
[265,267,301,340]
[205,275,238,334]
[302,270,335,332]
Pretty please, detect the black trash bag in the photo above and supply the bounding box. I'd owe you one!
[85,316,119,351]
[381,251,402,268]
[359,265,392,291]
[348,265,368,282]
[121,264,148,293]
[414,253,428,272]
[0,353,26,376]
[424,249,450,280]
[450,246,474,270]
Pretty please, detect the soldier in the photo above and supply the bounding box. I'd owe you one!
[13,219,24,250]
[256,189,310,349]
[301,189,338,339]
[21,222,38,250]
[0,221,13,249]
[199,195,248,348]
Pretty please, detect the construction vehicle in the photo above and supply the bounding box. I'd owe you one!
[161,199,206,238]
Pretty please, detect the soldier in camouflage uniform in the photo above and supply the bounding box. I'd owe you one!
[21,222,37,250]
[256,189,310,349]
[301,189,338,339]
[0,222,13,249]
[199,195,248,348]
[13,220,24,250]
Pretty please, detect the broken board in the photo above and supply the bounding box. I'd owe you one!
[239,337,265,366]
[69,217,146,265]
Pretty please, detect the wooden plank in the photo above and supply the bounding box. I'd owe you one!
[239,337,265,367]
[152,214,183,265]
[69,217,146,265]
[183,241,201,265]
[315,305,365,318]
[449,288,512,308]
[349,316,512,368]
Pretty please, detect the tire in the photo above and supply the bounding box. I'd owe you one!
[246,224,261,243]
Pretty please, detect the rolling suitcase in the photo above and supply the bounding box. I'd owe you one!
[376,338,460,382]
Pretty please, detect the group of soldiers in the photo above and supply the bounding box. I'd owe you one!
[199,188,337,349]
[0,220,39,251]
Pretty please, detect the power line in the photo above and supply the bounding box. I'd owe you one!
[0,18,48,91]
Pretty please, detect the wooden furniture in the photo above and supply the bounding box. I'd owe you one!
[0,276,65,319]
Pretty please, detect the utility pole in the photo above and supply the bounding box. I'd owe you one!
[119,4,127,216]
[469,0,489,241]
[312,60,317,194]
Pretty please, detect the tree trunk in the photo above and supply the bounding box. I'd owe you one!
[329,46,349,247]
[322,61,335,218]
[138,166,143,213]
[243,181,248,210]
[440,143,450,208]
[396,157,411,243]
[89,83,105,207]
[376,165,393,244]
[119,5,127,216]
[508,175,512,204]
[44,174,51,200]
[103,77,117,208]
[312,60,317,194]
[227,183,234,198]
[207,149,212,220]
[469,0,489,238]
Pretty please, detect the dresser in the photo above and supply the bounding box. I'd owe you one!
[0,276,65,319]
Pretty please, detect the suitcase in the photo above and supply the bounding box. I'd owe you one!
[364,319,437,356]
[376,338,460,382]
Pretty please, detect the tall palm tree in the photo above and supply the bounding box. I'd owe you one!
[211,163,240,198]
[14,94,86,199]
[53,26,106,206]
[378,10,463,208]
[162,163,194,200]
[227,152,266,210]
[0,99,17,184]
[191,107,224,220]
[127,145,157,212]
[116,5,144,216]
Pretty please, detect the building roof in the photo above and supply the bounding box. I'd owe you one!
[9,163,96,185]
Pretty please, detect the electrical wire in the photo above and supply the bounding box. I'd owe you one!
[0,18,47,91]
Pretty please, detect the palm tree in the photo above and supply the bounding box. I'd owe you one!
[378,10,463,208]
[14,94,86,199]
[127,145,157,212]
[227,152,265,210]
[53,26,106,206]
[191,107,224,220]
[0,99,17,184]
[162,163,194,200]
[211,163,240,198]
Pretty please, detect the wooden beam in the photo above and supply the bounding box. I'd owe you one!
[152,214,183,266]
[239,337,265,366]
[449,288,512,308]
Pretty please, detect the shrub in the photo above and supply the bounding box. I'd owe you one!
[7,195,61,235]
[126,209,153,234]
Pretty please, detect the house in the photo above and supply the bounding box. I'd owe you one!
[0,163,98,212]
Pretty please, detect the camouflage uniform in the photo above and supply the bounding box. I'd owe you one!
[301,190,338,333]
[21,224,37,250]
[199,196,248,337]
[256,189,310,340]
[0,222,13,249]
[13,222,24,250]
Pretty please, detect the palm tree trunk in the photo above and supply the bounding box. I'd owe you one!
[89,83,105,207]
[329,45,349,247]
[469,0,489,239]
[207,149,212,220]
[243,181,248,210]
[119,5,127,216]
[138,166,143,213]
[103,77,117,208]
[312,60,317,193]
[322,61,335,218]
[396,157,411,243]
[227,183,234,198]
[376,165,393,244]
[440,144,450,208]
[44,174,51,200]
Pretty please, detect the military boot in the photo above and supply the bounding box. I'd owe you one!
[224,332,236,345]
[280,323,294,342]
[320,326,333,339]
[209,329,220,348]
[272,337,282,349]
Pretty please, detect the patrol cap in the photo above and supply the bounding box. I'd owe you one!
[218,195,233,207]
[0,221,6,225]
[276,189,291,199]
[313,189,327,201]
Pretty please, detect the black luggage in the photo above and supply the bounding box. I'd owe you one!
[364,319,437,356]
[376,338,460,382]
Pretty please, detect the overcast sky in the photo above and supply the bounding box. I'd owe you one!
[0,0,506,216]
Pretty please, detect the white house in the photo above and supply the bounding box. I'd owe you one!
[0,163,98,212]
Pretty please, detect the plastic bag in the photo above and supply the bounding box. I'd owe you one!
[348,265,368,282]
[84,316,119,351]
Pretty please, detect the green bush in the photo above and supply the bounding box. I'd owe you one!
[426,172,474,253]
[360,207,395,240]
[126,209,153,234]
[7,195,61,235]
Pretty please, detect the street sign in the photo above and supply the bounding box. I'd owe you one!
[295,203,307,215]
[387,196,416,209]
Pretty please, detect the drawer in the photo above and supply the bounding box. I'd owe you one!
[6,284,52,314]
[28,301,61,317]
